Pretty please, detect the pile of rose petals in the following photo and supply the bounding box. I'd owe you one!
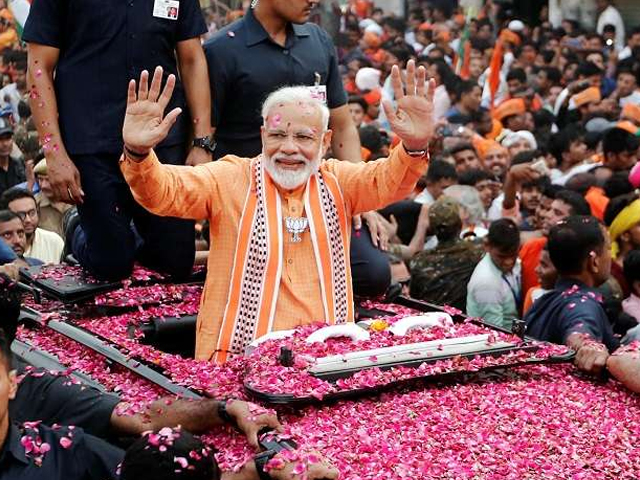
[242,318,569,399]
[94,284,202,308]
[17,278,640,479]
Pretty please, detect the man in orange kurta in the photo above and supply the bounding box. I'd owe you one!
[119,62,435,361]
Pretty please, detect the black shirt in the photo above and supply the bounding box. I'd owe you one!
[0,422,123,480]
[23,0,207,155]
[204,8,347,159]
[0,157,25,194]
[10,367,120,439]
[525,278,620,352]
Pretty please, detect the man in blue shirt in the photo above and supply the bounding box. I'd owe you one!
[525,216,640,392]
[204,0,359,162]
[526,216,620,373]
[0,329,123,480]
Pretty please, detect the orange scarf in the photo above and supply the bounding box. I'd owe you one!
[214,157,354,363]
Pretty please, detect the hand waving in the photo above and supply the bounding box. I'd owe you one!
[383,60,436,151]
[122,66,182,156]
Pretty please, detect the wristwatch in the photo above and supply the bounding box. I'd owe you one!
[193,136,216,154]
[217,400,235,425]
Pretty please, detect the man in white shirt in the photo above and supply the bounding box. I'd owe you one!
[596,0,625,51]
[467,219,521,330]
[548,0,597,30]
[0,188,63,264]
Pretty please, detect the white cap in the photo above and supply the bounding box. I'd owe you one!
[355,68,382,92]
[364,23,384,36]
[508,20,525,32]
[501,130,538,150]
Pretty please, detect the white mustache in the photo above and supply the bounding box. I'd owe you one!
[273,155,308,163]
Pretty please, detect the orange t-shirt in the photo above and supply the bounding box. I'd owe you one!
[519,236,547,296]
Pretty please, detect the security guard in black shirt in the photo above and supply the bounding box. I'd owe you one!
[205,6,354,160]
[0,331,123,480]
[23,0,214,281]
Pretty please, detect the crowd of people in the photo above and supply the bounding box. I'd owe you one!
[1,0,640,478]
[334,0,640,360]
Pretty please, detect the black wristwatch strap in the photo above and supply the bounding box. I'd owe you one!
[254,451,276,480]
[217,400,235,425]
[124,145,149,160]
[193,136,216,154]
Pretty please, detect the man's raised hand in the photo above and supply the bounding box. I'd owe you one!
[122,66,182,157]
[383,60,436,152]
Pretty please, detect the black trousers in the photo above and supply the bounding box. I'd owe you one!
[350,224,391,298]
[71,145,195,281]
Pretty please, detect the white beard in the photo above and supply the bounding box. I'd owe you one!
[263,150,322,189]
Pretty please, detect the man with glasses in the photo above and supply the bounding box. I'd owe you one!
[0,188,63,264]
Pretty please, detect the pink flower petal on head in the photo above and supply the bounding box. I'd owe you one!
[60,437,72,449]
[269,113,282,128]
